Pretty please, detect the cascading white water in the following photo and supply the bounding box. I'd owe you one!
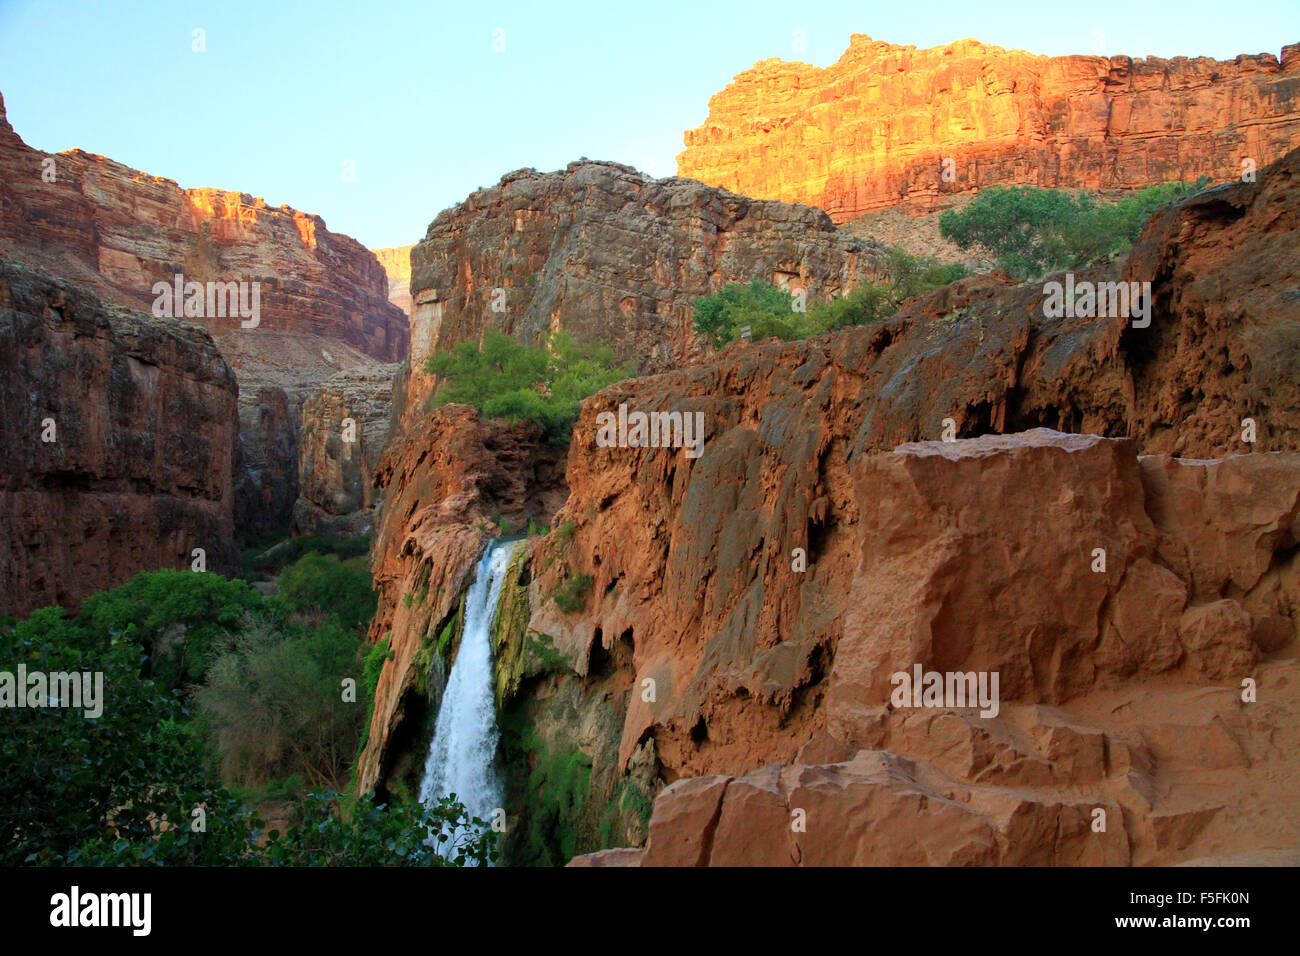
[418,538,520,859]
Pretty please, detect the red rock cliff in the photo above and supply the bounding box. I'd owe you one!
[405,160,886,422]
[679,35,1300,221]
[0,260,239,616]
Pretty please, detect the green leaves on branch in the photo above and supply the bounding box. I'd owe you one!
[424,331,633,443]
[692,249,967,348]
[938,180,1210,279]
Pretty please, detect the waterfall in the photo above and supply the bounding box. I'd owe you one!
[418,538,519,859]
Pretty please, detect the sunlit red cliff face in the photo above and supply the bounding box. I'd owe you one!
[679,35,1300,222]
[0,91,409,537]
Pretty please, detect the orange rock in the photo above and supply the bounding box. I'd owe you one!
[679,35,1300,222]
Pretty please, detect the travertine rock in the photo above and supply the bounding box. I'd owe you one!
[0,259,239,616]
[679,35,1300,222]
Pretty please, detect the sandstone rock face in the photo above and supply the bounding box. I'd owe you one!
[545,152,1300,865]
[0,259,238,617]
[373,245,413,315]
[355,405,566,795]
[292,362,402,537]
[0,91,409,536]
[405,160,886,420]
[368,147,1300,864]
[679,35,1300,222]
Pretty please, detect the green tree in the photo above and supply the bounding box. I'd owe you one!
[939,180,1210,279]
[425,330,632,442]
[75,569,263,689]
[276,552,377,634]
[195,614,367,791]
[0,607,261,865]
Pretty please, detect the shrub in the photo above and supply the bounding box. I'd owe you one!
[0,607,262,865]
[277,552,378,634]
[194,615,368,791]
[939,180,1210,279]
[694,250,968,347]
[262,790,498,867]
[76,569,263,688]
[425,330,632,442]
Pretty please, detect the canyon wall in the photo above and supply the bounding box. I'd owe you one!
[0,90,409,537]
[679,35,1300,222]
[0,260,239,617]
[404,160,886,421]
[293,362,403,537]
[364,146,1300,863]
[373,245,413,315]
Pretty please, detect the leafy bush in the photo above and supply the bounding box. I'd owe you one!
[263,790,498,867]
[939,180,1210,279]
[425,330,633,442]
[195,614,367,791]
[76,569,262,688]
[693,250,968,347]
[277,552,377,634]
[693,278,805,347]
[0,607,262,865]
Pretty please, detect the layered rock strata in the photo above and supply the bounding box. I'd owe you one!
[679,35,1300,222]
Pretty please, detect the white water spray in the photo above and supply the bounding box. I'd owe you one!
[418,538,520,857]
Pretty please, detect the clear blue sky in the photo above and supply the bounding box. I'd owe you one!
[1,0,1296,249]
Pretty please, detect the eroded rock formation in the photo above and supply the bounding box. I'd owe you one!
[368,146,1300,866]
[0,260,239,617]
[404,160,886,420]
[0,90,409,536]
[679,35,1300,222]
[293,362,402,537]
[373,245,413,315]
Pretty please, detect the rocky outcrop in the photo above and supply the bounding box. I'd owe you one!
[538,149,1300,864]
[355,405,566,795]
[561,431,1299,866]
[373,245,413,315]
[292,362,402,536]
[0,259,239,617]
[404,160,886,421]
[0,90,409,536]
[679,35,1300,222]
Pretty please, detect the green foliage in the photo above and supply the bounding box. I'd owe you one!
[498,710,592,867]
[555,518,577,546]
[194,614,367,791]
[425,330,633,442]
[361,636,392,705]
[526,517,549,537]
[262,790,498,867]
[693,250,968,347]
[76,569,262,688]
[2,574,494,867]
[598,781,654,849]
[277,552,378,633]
[241,533,371,577]
[0,607,262,865]
[550,573,594,613]
[693,278,805,347]
[939,180,1211,279]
